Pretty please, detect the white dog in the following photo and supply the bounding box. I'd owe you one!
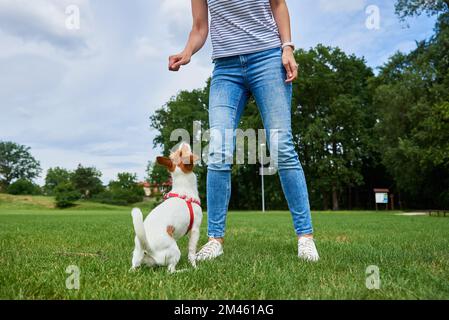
[130,143,202,273]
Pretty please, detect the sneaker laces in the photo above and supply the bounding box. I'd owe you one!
[197,240,221,258]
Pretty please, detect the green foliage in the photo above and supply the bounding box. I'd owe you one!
[93,172,144,206]
[146,2,449,210]
[229,98,287,210]
[0,193,128,211]
[44,167,72,195]
[149,46,379,211]
[395,0,449,20]
[294,45,376,210]
[374,15,449,208]
[0,141,42,190]
[146,161,170,189]
[150,87,209,154]
[71,164,104,199]
[150,85,209,204]
[54,182,81,208]
[7,179,41,195]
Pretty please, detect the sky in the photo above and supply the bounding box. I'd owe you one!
[0,0,437,185]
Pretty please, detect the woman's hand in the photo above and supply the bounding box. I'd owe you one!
[282,46,298,83]
[168,50,192,72]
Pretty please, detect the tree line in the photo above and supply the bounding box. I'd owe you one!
[149,0,449,211]
[0,141,144,208]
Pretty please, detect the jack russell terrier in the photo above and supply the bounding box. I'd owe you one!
[130,143,202,273]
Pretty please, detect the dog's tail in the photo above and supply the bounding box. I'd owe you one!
[131,208,149,249]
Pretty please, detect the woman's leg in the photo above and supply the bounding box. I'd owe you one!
[206,62,249,240]
[248,48,314,236]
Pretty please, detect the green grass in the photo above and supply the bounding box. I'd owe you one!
[0,193,156,212]
[1,195,448,300]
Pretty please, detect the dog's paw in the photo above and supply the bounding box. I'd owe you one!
[129,267,138,273]
[188,255,197,268]
[170,268,188,274]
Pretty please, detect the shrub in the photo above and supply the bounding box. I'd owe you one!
[93,189,144,206]
[54,183,81,208]
[44,167,72,195]
[7,179,41,195]
[71,164,104,199]
[92,191,128,206]
[92,172,144,206]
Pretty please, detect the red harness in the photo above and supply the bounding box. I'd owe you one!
[163,192,201,234]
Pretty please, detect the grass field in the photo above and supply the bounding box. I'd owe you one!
[0,194,448,300]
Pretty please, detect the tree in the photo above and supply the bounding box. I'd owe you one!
[55,182,81,208]
[150,32,448,210]
[150,85,209,203]
[222,95,293,211]
[7,179,41,195]
[294,46,376,210]
[149,47,378,211]
[373,15,449,208]
[395,0,449,20]
[150,87,209,155]
[109,172,145,203]
[109,172,142,191]
[94,172,144,206]
[147,161,170,188]
[0,141,41,190]
[149,81,275,209]
[71,164,104,198]
[44,167,72,195]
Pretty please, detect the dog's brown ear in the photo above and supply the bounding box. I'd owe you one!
[156,157,175,172]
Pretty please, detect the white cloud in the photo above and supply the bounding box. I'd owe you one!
[135,36,160,59]
[0,0,93,51]
[159,0,192,45]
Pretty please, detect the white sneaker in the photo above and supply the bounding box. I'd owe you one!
[298,237,320,262]
[195,239,223,261]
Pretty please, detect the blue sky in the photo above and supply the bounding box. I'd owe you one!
[0,0,436,185]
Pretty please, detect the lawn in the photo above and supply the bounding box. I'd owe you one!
[0,195,448,300]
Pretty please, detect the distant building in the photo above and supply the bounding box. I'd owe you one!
[139,181,151,197]
[138,180,172,197]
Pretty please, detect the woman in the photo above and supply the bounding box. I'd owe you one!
[168,0,319,262]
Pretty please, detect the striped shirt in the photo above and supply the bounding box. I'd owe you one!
[208,0,282,59]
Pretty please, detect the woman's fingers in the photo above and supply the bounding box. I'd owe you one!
[170,62,181,71]
[284,61,294,83]
[171,58,188,71]
[290,60,298,81]
[168,54,191,71]
[168,55,181,71]
[168,55,175,66]
[284,58,298,83]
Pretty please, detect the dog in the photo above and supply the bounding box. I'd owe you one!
[130,143,202,273]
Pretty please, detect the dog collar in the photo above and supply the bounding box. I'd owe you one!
[163,193,201,235]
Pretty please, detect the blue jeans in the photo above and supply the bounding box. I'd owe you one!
[207,47,313,238]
